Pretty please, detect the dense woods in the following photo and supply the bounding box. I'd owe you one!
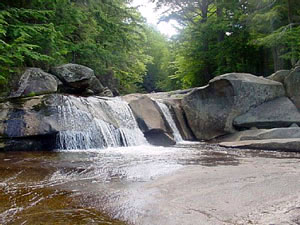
[0,0,300,95]
[152,0,300,88]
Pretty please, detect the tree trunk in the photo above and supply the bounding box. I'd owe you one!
[287,0,297,65]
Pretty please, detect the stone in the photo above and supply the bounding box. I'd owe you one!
[125,95,175,145]
[284,66,300,109]
[144,129,176,146]
[219,139,300,152]
[233,97,300,129]
[100,87,114,97]
[182,73,285,140]
[88,76,104,95]
[266,70,290,83]
[216,127,300,142]
[161,98,195,141]
[290,123,299,128]
[51,63,94,92]
[10,68,58,98]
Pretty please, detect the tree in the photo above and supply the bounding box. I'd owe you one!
[142,26,175,92]
[152,0,263,88]
[0,0,151,95]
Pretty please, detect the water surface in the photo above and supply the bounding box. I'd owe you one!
[1,143,300,224]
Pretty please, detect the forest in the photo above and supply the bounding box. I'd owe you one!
[0,0,300,95]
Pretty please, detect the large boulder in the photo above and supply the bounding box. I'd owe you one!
[284,66,300,109]
[10,68,58,98]
[51,63,106,96]
[88,76,104,95]
[124,95,175,146]
[51,63,93,88]
[266,70,290,83]
[160,98,195,141]
[182,73,285,140]
[233,97,300,129]
[219,139,300,152]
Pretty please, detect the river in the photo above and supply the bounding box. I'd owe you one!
[1,143,300,225]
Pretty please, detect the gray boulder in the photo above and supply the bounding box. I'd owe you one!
[10,68,57,98]
[88,76,104,95]
[182,73,285,140]
[266,70,290,83]
[233,97,300,129]
[145,129,176,146]
[124,95,175,146]
[219,139,300,152]
[51,63,94,91]
[101,87,114,97]
[161,98,195,141]
[284,66,300,109]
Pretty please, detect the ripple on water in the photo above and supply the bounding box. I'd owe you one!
[0,143,300,224]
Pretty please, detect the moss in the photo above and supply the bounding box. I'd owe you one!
[26,92,37,97]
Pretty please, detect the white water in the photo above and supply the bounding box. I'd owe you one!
[56,96,147,150]
[156,101,184,143]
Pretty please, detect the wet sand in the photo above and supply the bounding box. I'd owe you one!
[0,143,300,224]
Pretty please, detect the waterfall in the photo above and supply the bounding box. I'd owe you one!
[156,101,183,143]
[56,96,147,150]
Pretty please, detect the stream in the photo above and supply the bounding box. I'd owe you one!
[1,143,300,225]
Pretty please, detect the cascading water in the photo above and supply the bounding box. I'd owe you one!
[156,101,184,143]
[56,95,147,150]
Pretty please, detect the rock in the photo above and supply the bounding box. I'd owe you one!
[88,76,104,95]
[233,97,300,129]
[219,139,300,152]
[215,127,300,142]
[266,70,290,83]
[161,99,195,141]
[126,96,168,133]
[51,63,94,92]
[83,89,95,96]
[182,73,285,140]
[144,129,176,146]
[125,95,175,145]
[101,87,114,97]
[147,88,194,100]
[10,68,58,98]
[290,123,299,128]
[98,70,120,96]
[284,66,300,109]
[0,94,148,150]
[0,134,57,151]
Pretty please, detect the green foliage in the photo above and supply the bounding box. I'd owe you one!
[0,0,151,94]
[142,26,176,92]
[153,0,300,89]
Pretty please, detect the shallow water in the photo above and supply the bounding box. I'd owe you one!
[1,143,300,225]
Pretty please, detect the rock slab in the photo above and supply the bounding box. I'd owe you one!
[216,127,300,142]
[233,97,300,129]
[182,73,285,140]
[10,68,58,98]
[125,95,175,146]
[285,66,300,109]
[220,139,300,152]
